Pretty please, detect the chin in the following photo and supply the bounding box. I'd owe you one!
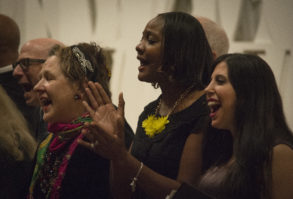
[137,74,145,81]
[43,113,55,123]
[211,120,222,129]
[212,121,229,131]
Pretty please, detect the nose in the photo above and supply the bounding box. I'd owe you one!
[33,78,44,93]
[135,40,144,54]
[12,65,24,79]
[204,81,214,97]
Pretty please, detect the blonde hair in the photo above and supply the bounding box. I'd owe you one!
[0,86,37,161]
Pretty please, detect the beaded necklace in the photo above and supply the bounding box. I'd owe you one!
[142,85,194,138]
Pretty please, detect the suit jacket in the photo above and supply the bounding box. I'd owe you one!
[0,70,38,136]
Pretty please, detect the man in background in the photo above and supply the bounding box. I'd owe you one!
[197,16,230,58]
[13,38,64,142]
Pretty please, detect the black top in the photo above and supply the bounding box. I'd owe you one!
[0,154,34,199]
[131,95,209,198]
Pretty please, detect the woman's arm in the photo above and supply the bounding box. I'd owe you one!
[272,144,293,199]
[79,82,204,199]
[108,133,203,199]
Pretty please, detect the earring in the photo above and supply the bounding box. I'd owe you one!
[74,94,81,100]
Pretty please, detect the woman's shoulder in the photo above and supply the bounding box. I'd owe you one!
[172,94,208,120]
[272,144,293,199]
[273,144,293,157]
[272,143,293,176]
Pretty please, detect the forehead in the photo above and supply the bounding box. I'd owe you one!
[144,17,164,36]
[213,61,228,75]
[42,56,60,72]
[19,42,48,59]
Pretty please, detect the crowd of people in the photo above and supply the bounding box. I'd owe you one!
[0,11,292,199]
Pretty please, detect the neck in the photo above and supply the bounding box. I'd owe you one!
[159,82,187,105]
[157,82,204,116]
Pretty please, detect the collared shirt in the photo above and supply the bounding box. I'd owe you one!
[0,64,13,74]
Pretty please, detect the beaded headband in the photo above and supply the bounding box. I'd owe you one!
[72,46,94,75]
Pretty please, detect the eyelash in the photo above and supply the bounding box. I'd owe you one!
[215,77,226,84]
[148,39,156,44]
[44,74,54,81]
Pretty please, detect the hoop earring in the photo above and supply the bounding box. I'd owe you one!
[152,82,159,89]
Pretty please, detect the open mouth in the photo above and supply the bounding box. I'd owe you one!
[22,83,33,92]
[140,60,149,66]
[137,56,149,66]
[208,101,221,115]
[40,97,52,108]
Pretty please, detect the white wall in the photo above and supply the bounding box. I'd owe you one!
[1,0,292,131]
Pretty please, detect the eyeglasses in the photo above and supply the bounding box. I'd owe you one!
[12,58,46,71]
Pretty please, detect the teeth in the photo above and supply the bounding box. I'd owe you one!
[207,101,220,113]
[207,101,219,107]
[40,98,51,106]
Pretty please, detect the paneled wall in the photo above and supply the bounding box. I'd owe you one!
[1,0,292,131]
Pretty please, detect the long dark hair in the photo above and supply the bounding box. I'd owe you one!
[157,12,213,89]
[212,53,293,199]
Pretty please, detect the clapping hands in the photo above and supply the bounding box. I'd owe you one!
[78,81,127,160]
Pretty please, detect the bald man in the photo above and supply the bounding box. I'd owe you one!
[197,16,229,59]
[13,38,64,142]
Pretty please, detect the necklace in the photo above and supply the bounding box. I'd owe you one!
[142,85,194,138]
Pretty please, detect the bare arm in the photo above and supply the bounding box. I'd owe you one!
[78,82,203,199]
[177,132,203,185]
[108,133,203,199]
[272,144,293,199]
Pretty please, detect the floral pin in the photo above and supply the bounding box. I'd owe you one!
[142,115,169,138]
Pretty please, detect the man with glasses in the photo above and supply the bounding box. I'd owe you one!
[13,38,64,142]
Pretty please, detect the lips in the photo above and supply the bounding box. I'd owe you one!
[137,56,149,66]
[39,97,52,112]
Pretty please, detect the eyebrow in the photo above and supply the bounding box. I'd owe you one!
[41,70,55,79]
[144,29,160,37]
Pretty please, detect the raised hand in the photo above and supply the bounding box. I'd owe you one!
[78,81,127,160]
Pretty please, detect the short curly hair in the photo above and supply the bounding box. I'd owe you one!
[49,42,111,98]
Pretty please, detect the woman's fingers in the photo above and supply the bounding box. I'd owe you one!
[84,82,114,115]
[118,92,125,118]
[80,85,126,159]
[94,82,112,104]
[88,81,104,107]
[78,139,94,151]
[82,100,97,119]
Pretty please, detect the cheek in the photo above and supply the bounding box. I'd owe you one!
[30,69,42,84]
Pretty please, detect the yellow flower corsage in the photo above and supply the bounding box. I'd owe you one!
[142,115,170,138]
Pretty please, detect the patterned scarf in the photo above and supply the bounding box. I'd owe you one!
[28,113,92,199]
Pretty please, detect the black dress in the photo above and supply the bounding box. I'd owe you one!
[131,95,209,198]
